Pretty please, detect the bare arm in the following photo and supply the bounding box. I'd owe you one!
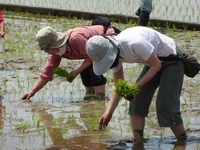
[69,61,92,81]
[21,78,49,100]
[99,66,124,129]
[99,54,161,129]
[136,53,161,88]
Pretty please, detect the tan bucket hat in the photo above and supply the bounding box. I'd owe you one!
[36,26,68,50]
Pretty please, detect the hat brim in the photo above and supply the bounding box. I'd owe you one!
[93,44,118,75]
[49,32,68,49]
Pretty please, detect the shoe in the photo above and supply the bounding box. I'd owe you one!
[135,8,141,17]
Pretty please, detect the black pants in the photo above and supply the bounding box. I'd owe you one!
[138,11,150,26]
[80,64,106,87]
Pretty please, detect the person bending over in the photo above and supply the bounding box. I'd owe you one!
[86,26,187,142]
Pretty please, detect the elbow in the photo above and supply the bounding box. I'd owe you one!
[152,62,161,73]
[156,62,162,72]
[158,62,162,69]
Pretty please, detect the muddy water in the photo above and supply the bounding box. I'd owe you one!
[2,0,200,23]
[1,11,200,150]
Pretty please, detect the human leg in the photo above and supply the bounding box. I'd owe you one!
[130,114,145,142]
[171,124,187,140]
[80,64,106,99]
[80,66,95,95]
[94,84,105,98]
[156,60,186,140]
[136,0,152,26]
[85,86,95,94]
[138,11,150,26]
[129,65,160,142]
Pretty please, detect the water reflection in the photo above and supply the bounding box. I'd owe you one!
[34,100,109,149]
[36,109,66,148]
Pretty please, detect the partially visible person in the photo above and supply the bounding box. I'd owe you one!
[0,100,6,129]
[91,16,121,34]
[0,9,5,38]
[86,26,187,142]
[135,0,152,26]
[21,25,120,100]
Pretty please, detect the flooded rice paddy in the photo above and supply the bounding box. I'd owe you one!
[2,0,200,23]
[0,10,200,150]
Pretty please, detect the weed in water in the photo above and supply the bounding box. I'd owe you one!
[16,122,28,130]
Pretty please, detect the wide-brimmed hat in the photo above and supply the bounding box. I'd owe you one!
[86,35,119,75]
[36,26,68,50]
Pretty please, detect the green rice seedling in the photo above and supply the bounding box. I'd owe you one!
[193,142,200,149]
[53,67,73,81]
[114,79,140,100]
[16,122,28,130]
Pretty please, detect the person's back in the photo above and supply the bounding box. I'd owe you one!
[112,27,176,65]
[64,25,116,59]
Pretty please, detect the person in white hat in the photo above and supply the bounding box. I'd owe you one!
[21,25,118,100]
[86,26,187,142]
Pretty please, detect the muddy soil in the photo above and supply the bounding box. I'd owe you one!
[0,11,200,150]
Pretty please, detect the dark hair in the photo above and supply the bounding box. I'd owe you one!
[110,48,119,69]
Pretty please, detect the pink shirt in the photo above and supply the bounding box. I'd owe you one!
[0,10,4,21]
[40,25,115,81]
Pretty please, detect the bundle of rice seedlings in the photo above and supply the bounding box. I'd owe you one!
[114,79,139,100]
[53,67,73,81]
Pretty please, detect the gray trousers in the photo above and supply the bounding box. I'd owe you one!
[129,48,185,127]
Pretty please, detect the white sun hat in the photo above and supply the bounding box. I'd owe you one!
[86,35,119,75]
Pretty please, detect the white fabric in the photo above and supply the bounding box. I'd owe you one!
[112,60,123,73]
[111,26,176,73]
[56,42,67,56]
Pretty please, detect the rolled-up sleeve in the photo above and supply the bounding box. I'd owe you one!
[39,55,62,81]
[133,36,154,61]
